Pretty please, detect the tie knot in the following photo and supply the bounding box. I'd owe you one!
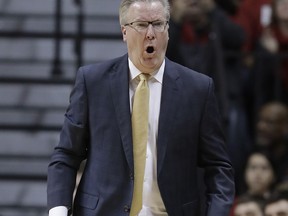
[139,73,149,81]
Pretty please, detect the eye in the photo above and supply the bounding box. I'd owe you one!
[153,21,164,27]
[136,21,148,28]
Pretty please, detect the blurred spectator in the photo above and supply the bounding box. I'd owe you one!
[233,0,274,139]
[167,1,249,194]
[233,195,264,216]
[253,0,288,110]
[234,0,273,54]
[242,152,275,199]
[230,152,274,216]
[167,0,245,118]
[255,102,288,183]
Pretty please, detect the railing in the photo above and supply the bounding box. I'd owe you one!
[0,1,122,214]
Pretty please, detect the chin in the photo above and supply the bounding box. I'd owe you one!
[142,59,157,67]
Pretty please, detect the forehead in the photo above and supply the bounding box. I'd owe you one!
[248,154,269,165]
[126,1,166,21]
[260,105,284,121]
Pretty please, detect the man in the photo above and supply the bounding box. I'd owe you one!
[47,0,234,215]
[256,102,288,148]
[233,195,264,216]
[264,193,288,216]
[255,102,288,183]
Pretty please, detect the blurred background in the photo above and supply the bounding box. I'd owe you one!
[0,0,288,215]
[0,0,126,215]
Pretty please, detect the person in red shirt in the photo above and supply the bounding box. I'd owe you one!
[234,0,273,53]
[254,0,288,108]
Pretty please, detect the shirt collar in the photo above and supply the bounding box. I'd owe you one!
[128,58,165,84]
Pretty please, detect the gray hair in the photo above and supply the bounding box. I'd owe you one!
[119,0,170,25]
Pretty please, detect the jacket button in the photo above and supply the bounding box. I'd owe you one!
[124,205,130,212]
[130,172,134,180]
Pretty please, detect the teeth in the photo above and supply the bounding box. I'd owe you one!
[147,46,154,53]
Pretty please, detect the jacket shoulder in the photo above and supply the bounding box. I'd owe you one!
[79,54,128,76]
[166,58,212,84]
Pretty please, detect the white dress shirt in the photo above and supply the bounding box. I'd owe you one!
[129,59,167,216]
[49,59,167,216]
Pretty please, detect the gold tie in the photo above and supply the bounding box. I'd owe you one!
[130,73,149,216]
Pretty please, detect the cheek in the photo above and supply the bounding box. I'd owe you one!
[245,171,254,183]
[128,37,142,49]
[127,37,137,50]
[159,34,169,49]
[263,172,274,183]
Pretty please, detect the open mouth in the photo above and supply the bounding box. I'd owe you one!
[146,46,155,54]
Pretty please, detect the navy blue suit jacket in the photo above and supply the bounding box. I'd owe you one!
[47,54,234,216]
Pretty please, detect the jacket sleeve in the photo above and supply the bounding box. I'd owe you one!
[47,67,89,210]
[198,78,235,216]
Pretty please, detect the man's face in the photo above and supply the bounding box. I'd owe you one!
[234,201,263,216]
[256,105,287,146]
[121,1,169,74]
[265,200,288,216]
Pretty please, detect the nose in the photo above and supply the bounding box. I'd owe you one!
[257,119,268,132]
[146,24,155,40]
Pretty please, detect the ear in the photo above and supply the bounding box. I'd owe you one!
[167,24,169,40]
[121,26,127,42]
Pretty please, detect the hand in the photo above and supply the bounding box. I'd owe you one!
[260,28,279,53]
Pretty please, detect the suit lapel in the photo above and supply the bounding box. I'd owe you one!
[109,56,181,176]
[157,59,181,177]
[109,55,134,172]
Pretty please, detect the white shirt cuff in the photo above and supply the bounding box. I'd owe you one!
[49,206,68,216]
